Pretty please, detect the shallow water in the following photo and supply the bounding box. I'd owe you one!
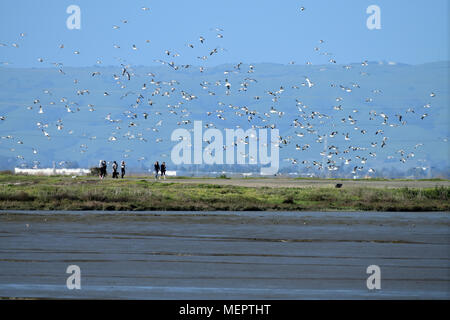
[0,211,449,299]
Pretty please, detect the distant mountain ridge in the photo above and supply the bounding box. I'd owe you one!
[0,61,448,177]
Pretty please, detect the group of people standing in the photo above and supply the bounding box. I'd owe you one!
[98,160,168,180]
[154,161,167,180]
[99,160,126,179]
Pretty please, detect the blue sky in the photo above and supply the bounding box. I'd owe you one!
[0,0,448,67]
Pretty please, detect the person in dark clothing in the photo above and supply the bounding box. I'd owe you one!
[154,161,160,180]
[103,160,107,177]
[100,160,107,179]
[99,160,104,179]
[121,161,126,178]
[160,162,166,180]
[112,161,118,179]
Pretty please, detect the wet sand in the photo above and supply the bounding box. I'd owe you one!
[0,211,448,299]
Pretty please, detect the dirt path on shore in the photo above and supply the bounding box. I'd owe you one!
[158,178,450,189]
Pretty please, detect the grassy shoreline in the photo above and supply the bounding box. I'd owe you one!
[0,174,449,212]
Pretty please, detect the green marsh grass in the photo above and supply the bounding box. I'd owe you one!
[0,173,448,211]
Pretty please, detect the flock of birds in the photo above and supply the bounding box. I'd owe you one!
[0,5,439,176]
